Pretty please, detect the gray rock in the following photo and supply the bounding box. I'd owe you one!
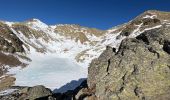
[87,26,170,100]
[27,85,52,100]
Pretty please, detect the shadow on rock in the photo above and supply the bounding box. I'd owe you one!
[53,78,87,93]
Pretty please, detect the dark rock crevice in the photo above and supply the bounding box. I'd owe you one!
[106,59,111,73]
[134,86,145,100]
[148,47,160,58]
[132,64,139,75]
[163,40,170,54]
[136,34,150,45]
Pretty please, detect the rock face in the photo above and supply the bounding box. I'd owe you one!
[0,22,24,53]
[87,25,170,99]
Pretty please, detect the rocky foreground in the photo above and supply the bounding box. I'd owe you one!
[86,25,170,100]
[1,17,170,100]
[0,80,87,100]
[0,10,170,100]
[76,22,170,100]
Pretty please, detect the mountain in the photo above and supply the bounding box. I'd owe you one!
[0,10,170,99]
[0,18,106,90]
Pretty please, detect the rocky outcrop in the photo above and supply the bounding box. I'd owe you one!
[87,25,170,100]
[27,85,52,100]
[54,24,105,44]
[116,10,170,39]
[0,22,24,53]
[0,85,52,100]
[0,80,88,100]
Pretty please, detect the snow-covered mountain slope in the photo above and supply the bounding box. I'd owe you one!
[0,10,170,90]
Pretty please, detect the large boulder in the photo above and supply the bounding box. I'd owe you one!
[87,25,170,100]
[27,85,52,100]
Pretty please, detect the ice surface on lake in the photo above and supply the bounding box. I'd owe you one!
[14,54,87,91]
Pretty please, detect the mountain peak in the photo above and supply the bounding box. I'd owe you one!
[26,18,42,22]
[26,18,49,29]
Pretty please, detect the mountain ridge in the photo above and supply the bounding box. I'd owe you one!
[0,10,170,95]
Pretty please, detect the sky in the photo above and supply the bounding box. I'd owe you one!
[0,0,170,30]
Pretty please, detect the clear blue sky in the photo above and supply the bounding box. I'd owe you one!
[0,0,170,30]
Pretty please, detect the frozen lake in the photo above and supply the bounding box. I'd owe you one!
[13,55,87,92]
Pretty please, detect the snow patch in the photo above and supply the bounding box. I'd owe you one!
[5,22,14,27]
[129,24,162,38]
[129,23,143,37]
[0,89,18,96]
[143,14,157,19]
[27,19,49,31]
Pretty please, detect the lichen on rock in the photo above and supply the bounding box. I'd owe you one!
[87,25,170,100]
